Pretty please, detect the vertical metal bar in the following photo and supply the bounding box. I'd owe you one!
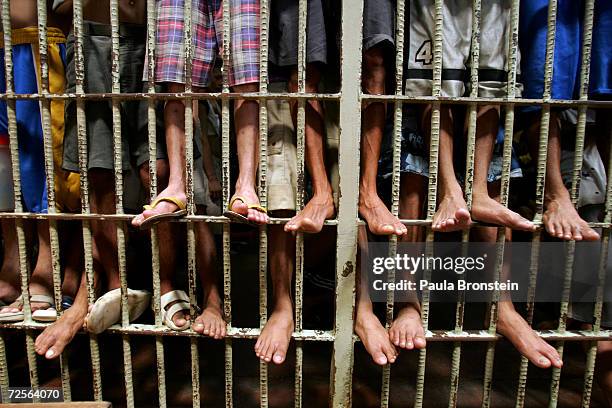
[35,0,72,399]
[109,1,135,406]
[145,1,167,406]
[380,0,407,406]
[294,0,307,407]
[0,334,8,401]
[448,1,480,406]
[330,0,363,405]
[258,0,270,405]
[1,0,39,394]
[481,0,521,404]
[221,0,233,406]
[415,0,443,405]
[552,1,595,406]
[582,125,612,408]
[181,1,201,407]
[71,0,103,399]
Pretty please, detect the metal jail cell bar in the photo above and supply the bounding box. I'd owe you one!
[0,1,610,408]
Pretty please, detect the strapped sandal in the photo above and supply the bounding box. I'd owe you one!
[223,196,267,226]
[138,196,188,230]
[161,290,192,331]
[0,294,55,322]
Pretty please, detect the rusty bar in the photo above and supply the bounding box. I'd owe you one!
[35,0,72,399]
[258,0,270,405]
[144,0,167,406]
[220,0,233,404]
[380,0,407,405]
[71,0,103,399]
[293,0,307,406]
[414,0,444,405]
[1,0,40,395]
[108,1,135,406]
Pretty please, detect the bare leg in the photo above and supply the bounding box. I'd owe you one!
[35,273,89,359]
[473,184,562,369]
[0,219,20,303]
[226,83,269,224]
[470,106,535,231]
[60,221,83,299]
[424,106,471,232]
[285,66,335,233]
[255,216,295,364]
[89,169,120,290]
[358,47,406,236]
[132,83,188,227]
[191,205,226,339]
[354,226,398,365]
[1,221,55,314]
[388,173,426,350]
[140,159,190,328]
[595,338,612,407]
[528,113,599,240]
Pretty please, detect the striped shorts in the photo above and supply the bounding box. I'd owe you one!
[154,0,260,88]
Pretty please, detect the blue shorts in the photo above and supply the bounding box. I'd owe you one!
[0,28,69,213]
[520,0,611,107]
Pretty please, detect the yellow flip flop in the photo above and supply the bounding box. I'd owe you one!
[223,195,267,226]
[138,196,187,229]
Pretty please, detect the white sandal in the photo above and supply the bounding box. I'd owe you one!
[160,290,192,331]
[0,294,55,322]
[86,288,151,334]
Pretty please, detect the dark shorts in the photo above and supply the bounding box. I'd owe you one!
[63,22,166,172]
[363,0,395,51]
[269,0,328,67]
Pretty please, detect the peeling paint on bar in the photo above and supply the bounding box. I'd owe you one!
[294,0,307,406]
[36,0,72,400]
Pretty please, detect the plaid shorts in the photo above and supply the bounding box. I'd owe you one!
[154,0,260,88]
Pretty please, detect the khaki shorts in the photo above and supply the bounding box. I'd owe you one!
[266,82,339,213]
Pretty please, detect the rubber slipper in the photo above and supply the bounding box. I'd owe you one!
[138,196,187,230]
[223,196,267,226]
[0,295,24,322]
[86,288,151,334]
[160,290,192,331]
[0,294,55,323]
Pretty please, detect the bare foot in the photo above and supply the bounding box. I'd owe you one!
[497,302,562,369]
[543,195,600,241]
[388,304,426,350]
[432,193,471,232]
[359,192,407,236]
[355,308,397,365]
[254,308,294,365]
[285,193,335,233]
[132,187,187,227]
[227,188,269,225]
[35,303,87,359]
[472,193,535,231]
[192,302,226,339]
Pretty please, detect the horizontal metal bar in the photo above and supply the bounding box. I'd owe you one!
[361,94,612,108]
[3,324,609,342]
[0,324,335,341]
[0,92,341,101]
[4,212,612,230]
[1,92,611,109]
